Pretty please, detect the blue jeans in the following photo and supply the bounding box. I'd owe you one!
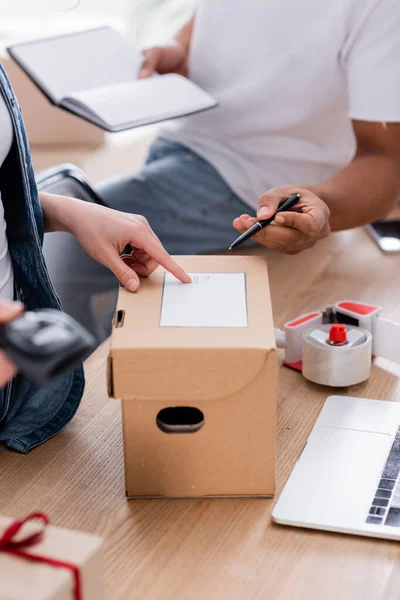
[43,138,255,341]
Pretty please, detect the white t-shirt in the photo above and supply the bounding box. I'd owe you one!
[161,0,400,208]
[0,95,14,300]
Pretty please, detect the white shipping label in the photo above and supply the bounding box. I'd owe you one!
[160,272,248,327]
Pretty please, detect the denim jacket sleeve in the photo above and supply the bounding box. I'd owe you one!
[0,62,85,453]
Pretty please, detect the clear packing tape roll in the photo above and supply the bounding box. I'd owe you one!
[302,325,372,387]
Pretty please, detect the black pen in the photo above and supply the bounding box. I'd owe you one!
[228,193,301,250]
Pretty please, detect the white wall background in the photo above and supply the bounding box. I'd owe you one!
[74,0,132,17]
[0,0,194,51]
[74,0,194,45]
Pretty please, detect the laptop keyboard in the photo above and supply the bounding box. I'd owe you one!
[366,427,400,527]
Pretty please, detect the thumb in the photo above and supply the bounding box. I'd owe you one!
[0,299,23,324]
[257,190,282,220]
[108,252,141,292]
[138,48,160,79]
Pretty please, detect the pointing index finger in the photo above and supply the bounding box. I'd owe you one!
[133,230,191,283]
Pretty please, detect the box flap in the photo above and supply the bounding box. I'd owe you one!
[110,346,273,400]
[109,255,275,400]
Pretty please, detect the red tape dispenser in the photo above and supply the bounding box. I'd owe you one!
[275,300,400,386]
[335,301,400,364]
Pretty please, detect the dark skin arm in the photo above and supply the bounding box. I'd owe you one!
[136,18,400,254]
[312,121,400,230]
[139,17,195,79]
[234,121,400,254]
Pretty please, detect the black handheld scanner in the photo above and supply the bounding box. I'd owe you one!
[0,309,96,386]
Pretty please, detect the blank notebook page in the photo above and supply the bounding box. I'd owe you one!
[66,75,216,128]
[11,27,143,102]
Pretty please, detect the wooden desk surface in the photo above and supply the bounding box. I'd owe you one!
[1,226,400,600]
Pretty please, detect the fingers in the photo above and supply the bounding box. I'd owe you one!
[121,217,167,277]
[233,217,317,252]
[108,251,141,292]
[0,299,23,323]
[132,227,191,284]
[257,186,306,219]
[254,226,313,253]
[233,207,327,241]
[234,186,330,254]
[132,256,159,276]
[122,220,177,278]
[0,351,17,387]
[121,252,158,277]
[256,224,308,247]
[257,190,285,219]
[138,48,160,79]
[233,214,258,232]
[275,197,330,237]
[133,215,164,249]
[275,210,326,237]
[0,300,23,386]
[100,213,190,288]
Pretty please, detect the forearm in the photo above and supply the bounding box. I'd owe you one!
[40,192,82,234]
[175,16,195,54]
[310,153,400,231]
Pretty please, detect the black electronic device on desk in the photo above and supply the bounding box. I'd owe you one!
[366,220,400,253]
[0,309,95,385]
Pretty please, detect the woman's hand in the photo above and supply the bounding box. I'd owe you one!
[41,194,191,291]
[0,300,23,387]
[233,186,331,254]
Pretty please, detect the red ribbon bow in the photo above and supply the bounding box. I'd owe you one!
[0,513,82,600]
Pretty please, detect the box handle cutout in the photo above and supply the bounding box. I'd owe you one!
[113,310,125,328]
[156,407,205,434]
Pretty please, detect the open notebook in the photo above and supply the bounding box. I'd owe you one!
[7,27,217,132]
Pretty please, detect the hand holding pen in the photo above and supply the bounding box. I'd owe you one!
[230,187,331,253]
[229,194,301,250]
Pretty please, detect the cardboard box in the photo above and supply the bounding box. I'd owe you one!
[108,255,277,498]
[0,514,104,600]
[2,56,105,149]
[0,16,126,149]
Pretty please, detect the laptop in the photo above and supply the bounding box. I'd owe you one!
[272,395,400,540]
